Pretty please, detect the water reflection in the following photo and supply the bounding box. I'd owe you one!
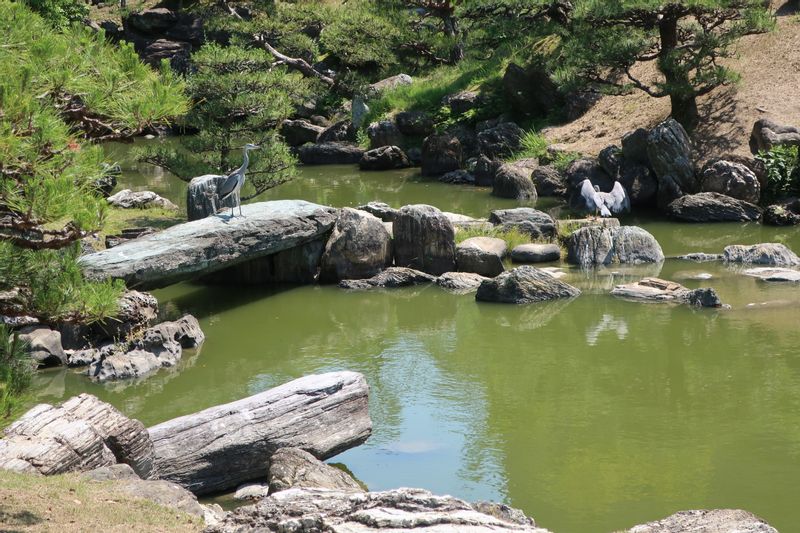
[585,314,629,346]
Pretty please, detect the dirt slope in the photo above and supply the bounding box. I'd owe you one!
[543,3,800,160]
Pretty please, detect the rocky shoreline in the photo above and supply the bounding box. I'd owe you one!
[0,374,781,533]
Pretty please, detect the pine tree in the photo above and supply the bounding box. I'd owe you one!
[558,0,773,130]
[140,44,312,200]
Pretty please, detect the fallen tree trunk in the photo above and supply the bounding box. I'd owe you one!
[148,371,372,495]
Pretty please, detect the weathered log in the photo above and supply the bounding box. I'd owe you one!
[148,371,371,495]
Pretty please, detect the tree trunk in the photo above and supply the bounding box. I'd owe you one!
[147,371,372,495]
[443,15,464,64]
[658,14,699,131]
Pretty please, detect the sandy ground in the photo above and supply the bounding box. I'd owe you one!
[543,2,800,160]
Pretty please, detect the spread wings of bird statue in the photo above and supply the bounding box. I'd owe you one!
[579,179,630,217]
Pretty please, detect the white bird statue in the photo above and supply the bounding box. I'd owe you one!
[579,179,630,217]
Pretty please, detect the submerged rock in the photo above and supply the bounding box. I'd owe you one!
[625,509,777,533]
[205,487,551,533]
[567,226,664,266]
[268,447,363,494]
[723,243,800,266]
[611,278,724,308]
[435,272,489,293]
[742,267,800,282]
[339,267,436,290]
[676,252,723,262]
[320,208,393,282]
[476,265,580,304]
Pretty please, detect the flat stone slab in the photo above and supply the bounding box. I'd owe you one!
[611,277,724,307]
[743,267,800,282]
[79,200,336,289]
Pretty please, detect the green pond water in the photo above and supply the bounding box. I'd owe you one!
[30,140,800,532]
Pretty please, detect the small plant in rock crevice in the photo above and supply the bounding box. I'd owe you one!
[756,146,800,203]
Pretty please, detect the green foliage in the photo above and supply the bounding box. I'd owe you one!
[0,325,35,423]
[756,146,800,202]
[0,2,183,322]
[0,243,123,322]
[23,0,88,28]
[320,2,407,72]
[511,130,549,160]
[139,43,310,199]
[455,225,536,249]
[362,55,508,127]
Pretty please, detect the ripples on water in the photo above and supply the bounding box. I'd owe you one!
[30,143,800,532]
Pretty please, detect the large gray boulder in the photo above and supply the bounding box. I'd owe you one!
[320,208,393,282]
[149,372,371,495]
[488,208,557,240]
[359,145,411,170]
[647,118,697,207]
[206,487,551,533]
[267,447,363,494]
[443,90,482,115]
[456,237,507,277]
[477,122,524,159]
[564,158,614,192]
[621,128,651,166]
[395,111,434,137]
[18,325,65,366]
[625,509,777,533]
[476,265,580,304]
[366,73,413,98]
[700,160,760,204]
[317,120,356,144]
[532,165,566,197]
[298,142,364,165]
[367,120,404,149]
[749,118,800,153]
[187,174,235,221]
[492,163,537,201]
[567,226,664,266]
[393,205,456,275]
[666,192,761,222]
[79,201,336,289]
[0,394,154,479]
[355,201,399,222]
[723,243,800,266]
[280,119,324,146]
[339,267,436,290]
[421,134,461,176]
[474,155,503,187]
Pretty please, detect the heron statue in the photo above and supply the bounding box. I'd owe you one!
[579,179,630,217]
[218,143,260,217]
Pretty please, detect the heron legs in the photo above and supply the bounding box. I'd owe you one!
[238,190,242,216]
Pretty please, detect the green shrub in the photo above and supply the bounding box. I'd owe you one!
[757,146,800,203]
[0,325,35,423]
[511,130,549,161]
[455,226,538,249]
[23,0,88,28]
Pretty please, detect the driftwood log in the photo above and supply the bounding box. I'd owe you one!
[148,371,372,495]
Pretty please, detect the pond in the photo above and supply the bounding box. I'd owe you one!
[31,140,800,532]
